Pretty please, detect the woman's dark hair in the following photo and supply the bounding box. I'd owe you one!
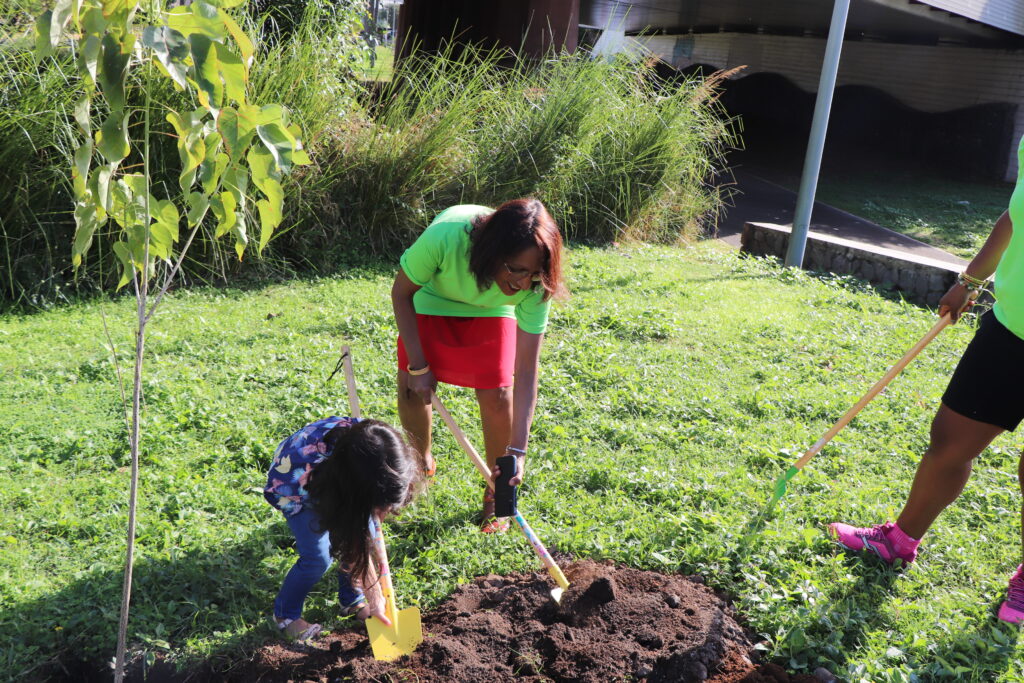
[468,198,566,301]
[305,419,423,584]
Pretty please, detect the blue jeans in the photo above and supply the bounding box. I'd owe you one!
[273,507,365,620]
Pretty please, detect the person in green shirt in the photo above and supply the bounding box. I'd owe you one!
[391,199,566,532]
[830,136,1024,623]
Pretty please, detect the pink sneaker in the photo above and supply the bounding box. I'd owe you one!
[998,565,1024,624]
[828,521,918,566]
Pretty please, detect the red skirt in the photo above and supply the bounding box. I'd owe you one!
[397,315,516,389]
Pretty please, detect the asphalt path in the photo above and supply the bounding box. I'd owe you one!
[713,170,966,266]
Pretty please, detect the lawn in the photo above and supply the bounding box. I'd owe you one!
[759,165,1012,260]
[3,244,1023,682]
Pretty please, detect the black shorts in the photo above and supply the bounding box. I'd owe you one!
[942,311,1024,432]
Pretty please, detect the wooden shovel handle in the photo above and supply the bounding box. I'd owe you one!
[431,393,569,590]
[793,313,951,470]
[430,394,494,487]
[340,345,361,419]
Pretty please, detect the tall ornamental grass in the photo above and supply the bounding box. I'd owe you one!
[294,46,735,262]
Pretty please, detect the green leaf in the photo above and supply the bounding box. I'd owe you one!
[210,191,236,238]
[88,165,113,214]
[150,198,180,244]
[51,0,74,51]
[222,165,248,212]
[189,33,223,111]
[245,144,280,194]
[142,26,189,90]
[218,9,254,65]
[72,200,103,269]
[96,111,130,163]
[98,32,132,112]
[79,34,102,85]
[73,97,91,136]
[186,192,210,227]
[214,42,246,104]
[34,11,54,59]
[167,2,224,41]
[256,122,299,172]
[216,0,247,8]
[256,198,281,254]
[111,240,134,289]
[201,150,228,196]
[82,6,107,35]
[231,210,247,260]
[216,106,256,161]
[73,140,93,196]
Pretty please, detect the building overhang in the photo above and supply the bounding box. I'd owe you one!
[581,0,1024,47]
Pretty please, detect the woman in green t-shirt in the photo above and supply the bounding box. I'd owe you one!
[830,144,1024,623]
[391,199,566,532]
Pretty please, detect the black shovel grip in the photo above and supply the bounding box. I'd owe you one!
[494,455,518,517]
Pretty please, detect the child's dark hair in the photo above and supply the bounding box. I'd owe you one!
[305,419,423,584]
[469,198,566,301]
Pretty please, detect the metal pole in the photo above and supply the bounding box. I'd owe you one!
[784,0,851,268]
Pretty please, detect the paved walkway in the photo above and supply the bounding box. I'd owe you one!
[715,170,966,266]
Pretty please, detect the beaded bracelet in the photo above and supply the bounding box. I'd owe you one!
[407,364,431,376]
[957,272,989,292]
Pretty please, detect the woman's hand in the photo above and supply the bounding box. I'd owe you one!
[937,282,974,323]
[406,368,436,403]
[491,453,526,487]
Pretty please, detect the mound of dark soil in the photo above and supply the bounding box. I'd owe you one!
[136,560,819,682]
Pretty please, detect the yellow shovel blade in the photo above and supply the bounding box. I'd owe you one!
[366,607,423,661]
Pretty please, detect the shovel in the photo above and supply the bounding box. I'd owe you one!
[430,393,570,603]
[366,515,423,661]
[337,347,422,659]
[765,313,952,512]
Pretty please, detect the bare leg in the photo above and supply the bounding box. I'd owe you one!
[476,386,513,517]
[895,404,1004,539]
[397,371,433,474]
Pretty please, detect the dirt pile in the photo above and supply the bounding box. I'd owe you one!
[141,560,819,682]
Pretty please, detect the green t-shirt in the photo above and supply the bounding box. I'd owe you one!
[399,205,551,334]
[994,137,1024,339]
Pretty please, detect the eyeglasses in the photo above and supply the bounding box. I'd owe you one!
[503,262,542,282]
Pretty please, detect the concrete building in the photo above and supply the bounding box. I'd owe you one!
[397,0,1024,181]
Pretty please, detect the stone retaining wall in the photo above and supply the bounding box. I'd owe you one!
[740,222,963,307]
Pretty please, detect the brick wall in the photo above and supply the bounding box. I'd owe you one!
[640,32,1024,181]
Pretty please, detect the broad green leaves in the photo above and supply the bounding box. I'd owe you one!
[35,0,308,285]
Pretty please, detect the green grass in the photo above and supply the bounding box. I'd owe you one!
[3,245,1024,682]
[765,166,1012,260]
[352,44,395,82]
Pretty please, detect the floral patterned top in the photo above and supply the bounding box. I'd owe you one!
[263,416,357,516]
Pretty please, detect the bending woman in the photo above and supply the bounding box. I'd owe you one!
[391,199,565,532]
[830,144,1024,623]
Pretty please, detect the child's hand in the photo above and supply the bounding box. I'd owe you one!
[359,602,392,627]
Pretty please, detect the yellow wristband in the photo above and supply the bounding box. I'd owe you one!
[407,364,431,376]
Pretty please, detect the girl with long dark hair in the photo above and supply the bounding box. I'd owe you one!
[264,417,423,641]
[392,198,566,532]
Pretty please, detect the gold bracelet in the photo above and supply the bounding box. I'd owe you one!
[407,364,431,376]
